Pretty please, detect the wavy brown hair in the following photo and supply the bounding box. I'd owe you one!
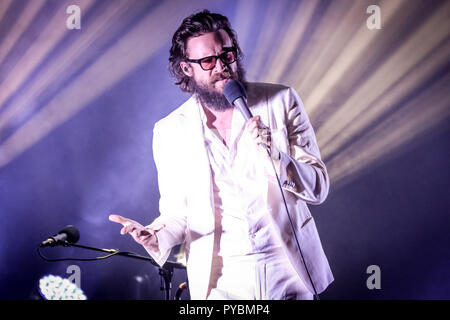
[169,10,244,93]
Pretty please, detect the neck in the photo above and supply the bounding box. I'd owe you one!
[202,105,234,128]
[202,105,234,147]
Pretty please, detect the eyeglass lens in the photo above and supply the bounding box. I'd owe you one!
[201,50,236,70]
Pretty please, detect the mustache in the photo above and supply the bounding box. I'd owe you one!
[210,69,233,83]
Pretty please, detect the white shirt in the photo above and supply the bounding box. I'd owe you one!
[198,103,282,258]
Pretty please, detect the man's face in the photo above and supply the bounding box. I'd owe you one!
[181,29,244,111]
[185,29,237,92]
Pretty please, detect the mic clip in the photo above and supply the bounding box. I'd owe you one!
[40,238,69,248]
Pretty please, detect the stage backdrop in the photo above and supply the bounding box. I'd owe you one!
[0,0,449,299]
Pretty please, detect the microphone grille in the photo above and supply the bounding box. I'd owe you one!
[224,80,247,105]
[59,225,80,244]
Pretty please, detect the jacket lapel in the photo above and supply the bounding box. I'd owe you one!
[178,97,215,229]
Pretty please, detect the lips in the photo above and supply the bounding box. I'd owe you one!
[213,77,230,85]
[215,78,229,89]
[212,70,232,84]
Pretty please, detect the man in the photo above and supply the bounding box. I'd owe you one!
[110,10,333,300]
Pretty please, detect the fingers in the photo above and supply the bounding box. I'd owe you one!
[109,214,131,225]
[119,220,145,235]
[246,116,271,148]
[129,227,157,246]
[132,228,154,240]
[120,224,135,235]
[109,214,159,247]
[109,214,139,235]
[246,116,260,138]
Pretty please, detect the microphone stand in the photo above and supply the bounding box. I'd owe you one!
[39,241,186,300]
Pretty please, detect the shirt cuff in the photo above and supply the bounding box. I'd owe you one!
[142,227,172,266]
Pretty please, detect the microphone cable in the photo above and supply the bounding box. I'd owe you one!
[37,244,120,262]
[262,143,320,300]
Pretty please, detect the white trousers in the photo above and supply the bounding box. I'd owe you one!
[206,249,313,300]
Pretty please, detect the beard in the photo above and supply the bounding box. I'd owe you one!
[191,62,246,112]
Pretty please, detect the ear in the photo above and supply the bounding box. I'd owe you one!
[180,62,193,77]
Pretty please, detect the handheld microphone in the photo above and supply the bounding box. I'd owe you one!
[40,225,80,247]
[224,79,252,121]
[224,79,273,154]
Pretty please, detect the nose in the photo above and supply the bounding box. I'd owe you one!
[213,57,225,73]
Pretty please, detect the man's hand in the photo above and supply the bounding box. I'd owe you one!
[109,214,163,247]
[246,116,279,160]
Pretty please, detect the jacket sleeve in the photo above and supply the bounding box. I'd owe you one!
[143,120,188,266]
[275,87,330,205]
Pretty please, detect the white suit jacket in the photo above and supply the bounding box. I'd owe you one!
[148,82,333,299]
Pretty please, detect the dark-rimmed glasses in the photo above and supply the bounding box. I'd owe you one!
[185,47,237,71]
